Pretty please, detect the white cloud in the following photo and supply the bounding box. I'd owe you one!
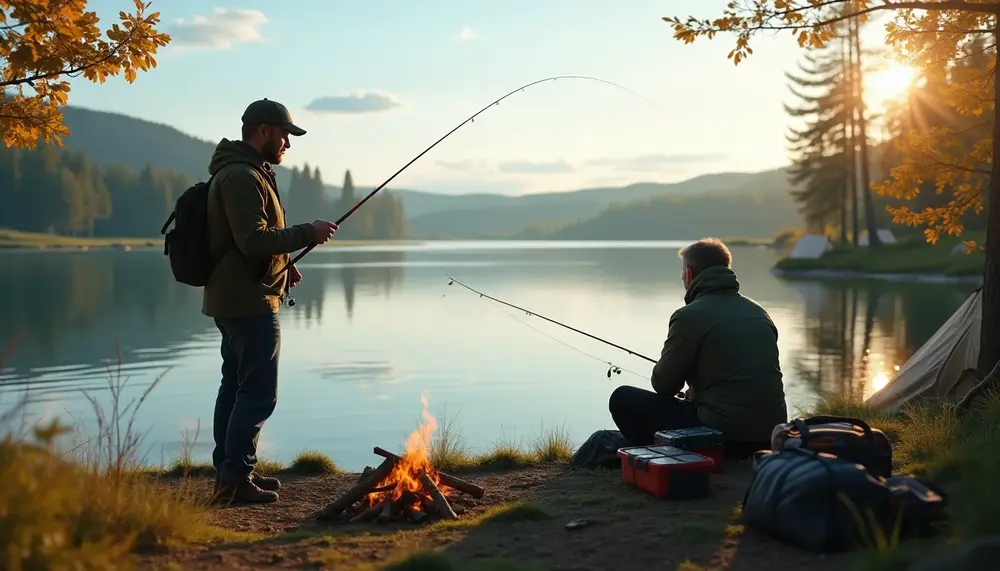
[304,90,403,114]
[499,159,574,174]
[457,25,475,41]
[167,8,267,51]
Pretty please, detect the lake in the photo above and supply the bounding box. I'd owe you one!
[0,241,979,471]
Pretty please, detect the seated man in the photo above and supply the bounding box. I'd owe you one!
[609,238,787,448]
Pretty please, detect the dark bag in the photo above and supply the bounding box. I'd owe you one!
[771,415,893,478]
[160,176,216,287]
[885,475,950,539]
[740,448,893,553]
[570,429,630,469]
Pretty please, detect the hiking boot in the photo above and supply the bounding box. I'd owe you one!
[251,471,281,491]
[213,477,279,505]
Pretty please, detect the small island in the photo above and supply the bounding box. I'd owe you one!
[772,229,984,282]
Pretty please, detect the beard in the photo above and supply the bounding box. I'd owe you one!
[262,138,284,164]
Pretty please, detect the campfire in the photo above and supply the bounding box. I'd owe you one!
[315,393,485,524]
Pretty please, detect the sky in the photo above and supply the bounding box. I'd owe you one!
[63,0,896,195]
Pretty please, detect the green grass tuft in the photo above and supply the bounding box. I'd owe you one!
[287,450,343,475]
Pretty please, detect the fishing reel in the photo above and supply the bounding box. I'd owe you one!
[606,364,622,378]
[283,293,296,307]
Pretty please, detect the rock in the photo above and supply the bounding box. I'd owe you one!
[565,518,597,531]
[909,536,1000,571]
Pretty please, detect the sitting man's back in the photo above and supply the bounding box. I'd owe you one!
[609,238,787,447]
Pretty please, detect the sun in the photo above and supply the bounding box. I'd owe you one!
[864,62,919,111]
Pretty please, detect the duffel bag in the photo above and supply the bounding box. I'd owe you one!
[885,475,950,539]
[740,447,893,553]
[771,415,893,478]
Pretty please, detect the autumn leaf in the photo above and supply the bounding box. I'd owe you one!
[0,0,172,148]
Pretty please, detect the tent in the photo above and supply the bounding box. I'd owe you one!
[866,287,982,411]
[788,234,833,260]
[858,229,898,246]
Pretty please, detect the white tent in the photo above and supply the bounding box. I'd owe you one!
[788,234,833,260]
[858,229,898,246]
[866,288,982,411]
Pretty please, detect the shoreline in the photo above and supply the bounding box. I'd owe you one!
[770,266,984,285]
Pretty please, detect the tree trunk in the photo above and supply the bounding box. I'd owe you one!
[977,25,1000,380]
[851,18,881,248]
[846,26,860,246]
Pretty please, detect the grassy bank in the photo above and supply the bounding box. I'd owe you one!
[808,388,1000,569]
[0,372,575,571]
[0,228,422,251]
[159,419,576,479]
[773,233,985,277]
[0,228,160,250]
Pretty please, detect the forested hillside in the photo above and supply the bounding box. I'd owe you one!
[0,144,405,240]
[0,105,817,241]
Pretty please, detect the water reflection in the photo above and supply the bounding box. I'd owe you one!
[0,243,981,470]
[784,277,975,403]
[0,248,406,395]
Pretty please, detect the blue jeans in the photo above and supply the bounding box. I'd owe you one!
[212,313,280,483]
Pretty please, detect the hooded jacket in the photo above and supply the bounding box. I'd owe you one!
[650,266,788,442]
[201,138,315,318]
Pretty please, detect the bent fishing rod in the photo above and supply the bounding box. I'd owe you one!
[278,75,664,275]
[446,274,658,365]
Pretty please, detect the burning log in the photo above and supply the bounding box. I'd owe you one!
[373,446,485,499]
[420,470,458,520]
[316,457,398,521]
[350,500,385,523]
[377,499,394,523]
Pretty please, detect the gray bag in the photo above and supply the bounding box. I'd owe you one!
[570,429,630,469]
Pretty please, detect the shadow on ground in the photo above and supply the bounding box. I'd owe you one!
[144,463,860,570]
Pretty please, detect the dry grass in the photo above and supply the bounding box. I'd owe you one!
[0,340,229,571]
[809,388,1000,570]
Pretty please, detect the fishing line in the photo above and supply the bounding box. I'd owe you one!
[444,274,658,379]
[278,75,666,275]
[484,296,648,380]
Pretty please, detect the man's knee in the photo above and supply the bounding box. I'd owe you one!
[609,385,638,415]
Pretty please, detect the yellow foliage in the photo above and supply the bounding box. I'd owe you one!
[662,0,1000,248]
[0,0,171,148]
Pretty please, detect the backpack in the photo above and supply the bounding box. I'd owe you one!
[160,175,216,287]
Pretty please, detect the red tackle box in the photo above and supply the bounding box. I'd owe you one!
[618,445,714,500]
[654,426,725,472]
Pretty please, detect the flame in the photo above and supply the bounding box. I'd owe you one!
[369,390,447,508]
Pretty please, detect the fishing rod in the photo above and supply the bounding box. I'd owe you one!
[445,274,658,365]
[277,75,664,275]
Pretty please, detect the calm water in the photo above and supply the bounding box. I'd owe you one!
[0,242,978,471]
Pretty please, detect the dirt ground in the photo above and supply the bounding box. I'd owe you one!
[142,460,859,571]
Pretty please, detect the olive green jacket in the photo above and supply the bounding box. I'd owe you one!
[650,266,788,442]
[201,139,314,319]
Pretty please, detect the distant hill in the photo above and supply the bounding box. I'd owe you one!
[406,169,798,238]
[56,105,804,239]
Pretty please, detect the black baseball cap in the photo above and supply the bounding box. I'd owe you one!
[241,98,306,136]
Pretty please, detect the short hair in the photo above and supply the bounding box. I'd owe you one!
[678,238,732,277]
[241,122,260,141]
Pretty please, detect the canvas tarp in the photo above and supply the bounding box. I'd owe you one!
[788,234,833,260]
[866,288,982,411]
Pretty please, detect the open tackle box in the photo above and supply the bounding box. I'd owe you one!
[618,445,715,500]
[654,426,725,472]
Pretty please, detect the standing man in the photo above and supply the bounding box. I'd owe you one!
[204,98,338,504]
[608,238,787,448]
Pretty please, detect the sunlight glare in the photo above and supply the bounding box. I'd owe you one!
[871,372,890,394]
[865,62,919,111]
